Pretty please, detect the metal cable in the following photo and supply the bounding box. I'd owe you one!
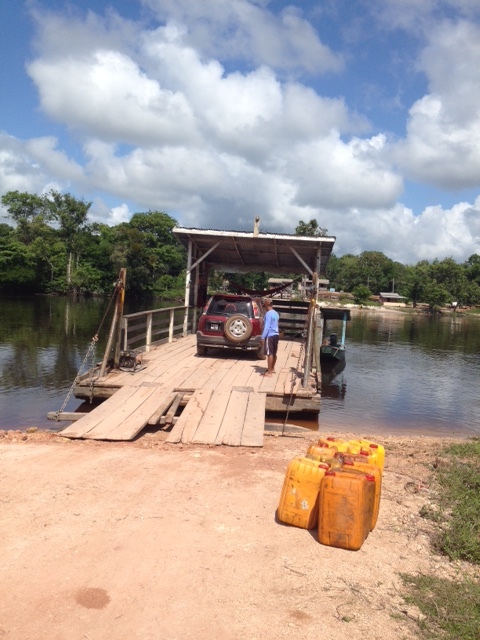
[53,281,120,420]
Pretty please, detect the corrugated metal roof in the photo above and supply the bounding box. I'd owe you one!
[172,226,336,275]
[379,292,404,299]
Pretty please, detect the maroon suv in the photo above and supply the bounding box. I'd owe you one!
[196,294,265,357]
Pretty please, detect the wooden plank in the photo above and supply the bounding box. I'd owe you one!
[83,386,159,440]
[48,411,84,422]
[274,367,290,395]
[200,358,238,390]
[282,368,301,396]
[241,392,266,447]
[228,361,257,388]
[216,388,250,446]
[191,388,231,444]
[180,358,223,388]
[166,389,213,444]
[258,372,278,392]
[101,387,177,441]
[59,386,144,438]
[146,392,176,425]
[164,392,184,424]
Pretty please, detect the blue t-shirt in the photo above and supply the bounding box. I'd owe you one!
[262,309,280,339]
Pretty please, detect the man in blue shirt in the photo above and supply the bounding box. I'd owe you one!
[261,298,279,377]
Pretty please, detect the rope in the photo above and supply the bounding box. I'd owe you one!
[52,280,122,420]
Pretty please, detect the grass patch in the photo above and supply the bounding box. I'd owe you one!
[433,438,480,564]
[401,439,480,638]
[400,574,480,640]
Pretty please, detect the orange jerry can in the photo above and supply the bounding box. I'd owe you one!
[340,456,382,530]
[306,444,342,469]
[317,436,350,453]
[318,469,375,551]
[277,456,329,530]
[347,439,385,472]
[338,448,381,474]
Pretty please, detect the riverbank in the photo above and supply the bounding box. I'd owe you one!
[0,429,474,640]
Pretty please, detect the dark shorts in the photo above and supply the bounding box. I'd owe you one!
[264,335,279,357]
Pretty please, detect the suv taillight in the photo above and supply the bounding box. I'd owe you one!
[252,300,261,318]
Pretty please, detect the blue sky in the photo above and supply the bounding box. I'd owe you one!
[1,0,480,264]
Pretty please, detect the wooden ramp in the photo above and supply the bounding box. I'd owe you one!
[59,384,266,446]
[58,385,170,441]
[166,387,266,447]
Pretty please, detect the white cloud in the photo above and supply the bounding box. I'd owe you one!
[28,50,198,146]
[0,132,63,196]
[394,20,480,189]
[327,198,480,264]
[141,0,343,74]
[286,133,402,210]
[109,203,131,225]
[369,0,480,33]
[2,1,480,265]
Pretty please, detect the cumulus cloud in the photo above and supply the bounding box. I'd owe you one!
[394,21,480,189]
[141,0,343,74]
[28,50,198,147]
[1,0,480,264]
[327,198,480,265]
[0,132,65,197]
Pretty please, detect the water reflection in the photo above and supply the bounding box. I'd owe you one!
[320,359,347,400]
[319,310,480,437]
[0,295,111,428]
[1,298,480,436]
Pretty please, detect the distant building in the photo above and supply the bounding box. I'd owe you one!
[267,278,294,298]
[379,292,406,307]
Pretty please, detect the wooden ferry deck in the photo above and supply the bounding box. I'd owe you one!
[58,334,319,446]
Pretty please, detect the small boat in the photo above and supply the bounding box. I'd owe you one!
[320,309,350,363]
[321,334,346,362]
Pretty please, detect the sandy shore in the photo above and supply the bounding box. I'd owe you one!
[0,427,474,640]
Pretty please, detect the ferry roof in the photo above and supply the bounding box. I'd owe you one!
[172,226,336,275]
[320,308,351,321]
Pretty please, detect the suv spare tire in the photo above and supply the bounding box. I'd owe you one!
[224,315,253,342]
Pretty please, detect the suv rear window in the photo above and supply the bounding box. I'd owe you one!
[208,298,251,317]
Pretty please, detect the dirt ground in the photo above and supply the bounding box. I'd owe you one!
[0,427,475,640]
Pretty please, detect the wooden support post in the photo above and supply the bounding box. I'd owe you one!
[145,312,152,352]
[314,306,322,376]
[183,240,192,337]
[100,268,126,378]
[122,317,128,351]
[113,268,127,368]
[302,301,314,387]
[168,309,174,342]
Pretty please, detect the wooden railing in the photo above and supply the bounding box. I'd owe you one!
[121,305,193,352]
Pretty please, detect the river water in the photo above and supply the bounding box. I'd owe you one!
[318,309,480,437]
[1,296,479,436]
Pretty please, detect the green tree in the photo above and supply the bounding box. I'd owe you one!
[327,253,362,292]
[422,281,450,311]
[463,254,480,286]
[464,280,480,306]
[357,251,395,294]
[45,191,92,289]
[429,257,469,304]
[0,237,38,289]
[402,261,430,307]
[112,211,185,297]
[352,283,371,305]
[295,219,328,237]
[1,190,51,245]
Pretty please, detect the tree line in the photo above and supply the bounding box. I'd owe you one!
[0,190,186,298]
[1,191,480,309]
